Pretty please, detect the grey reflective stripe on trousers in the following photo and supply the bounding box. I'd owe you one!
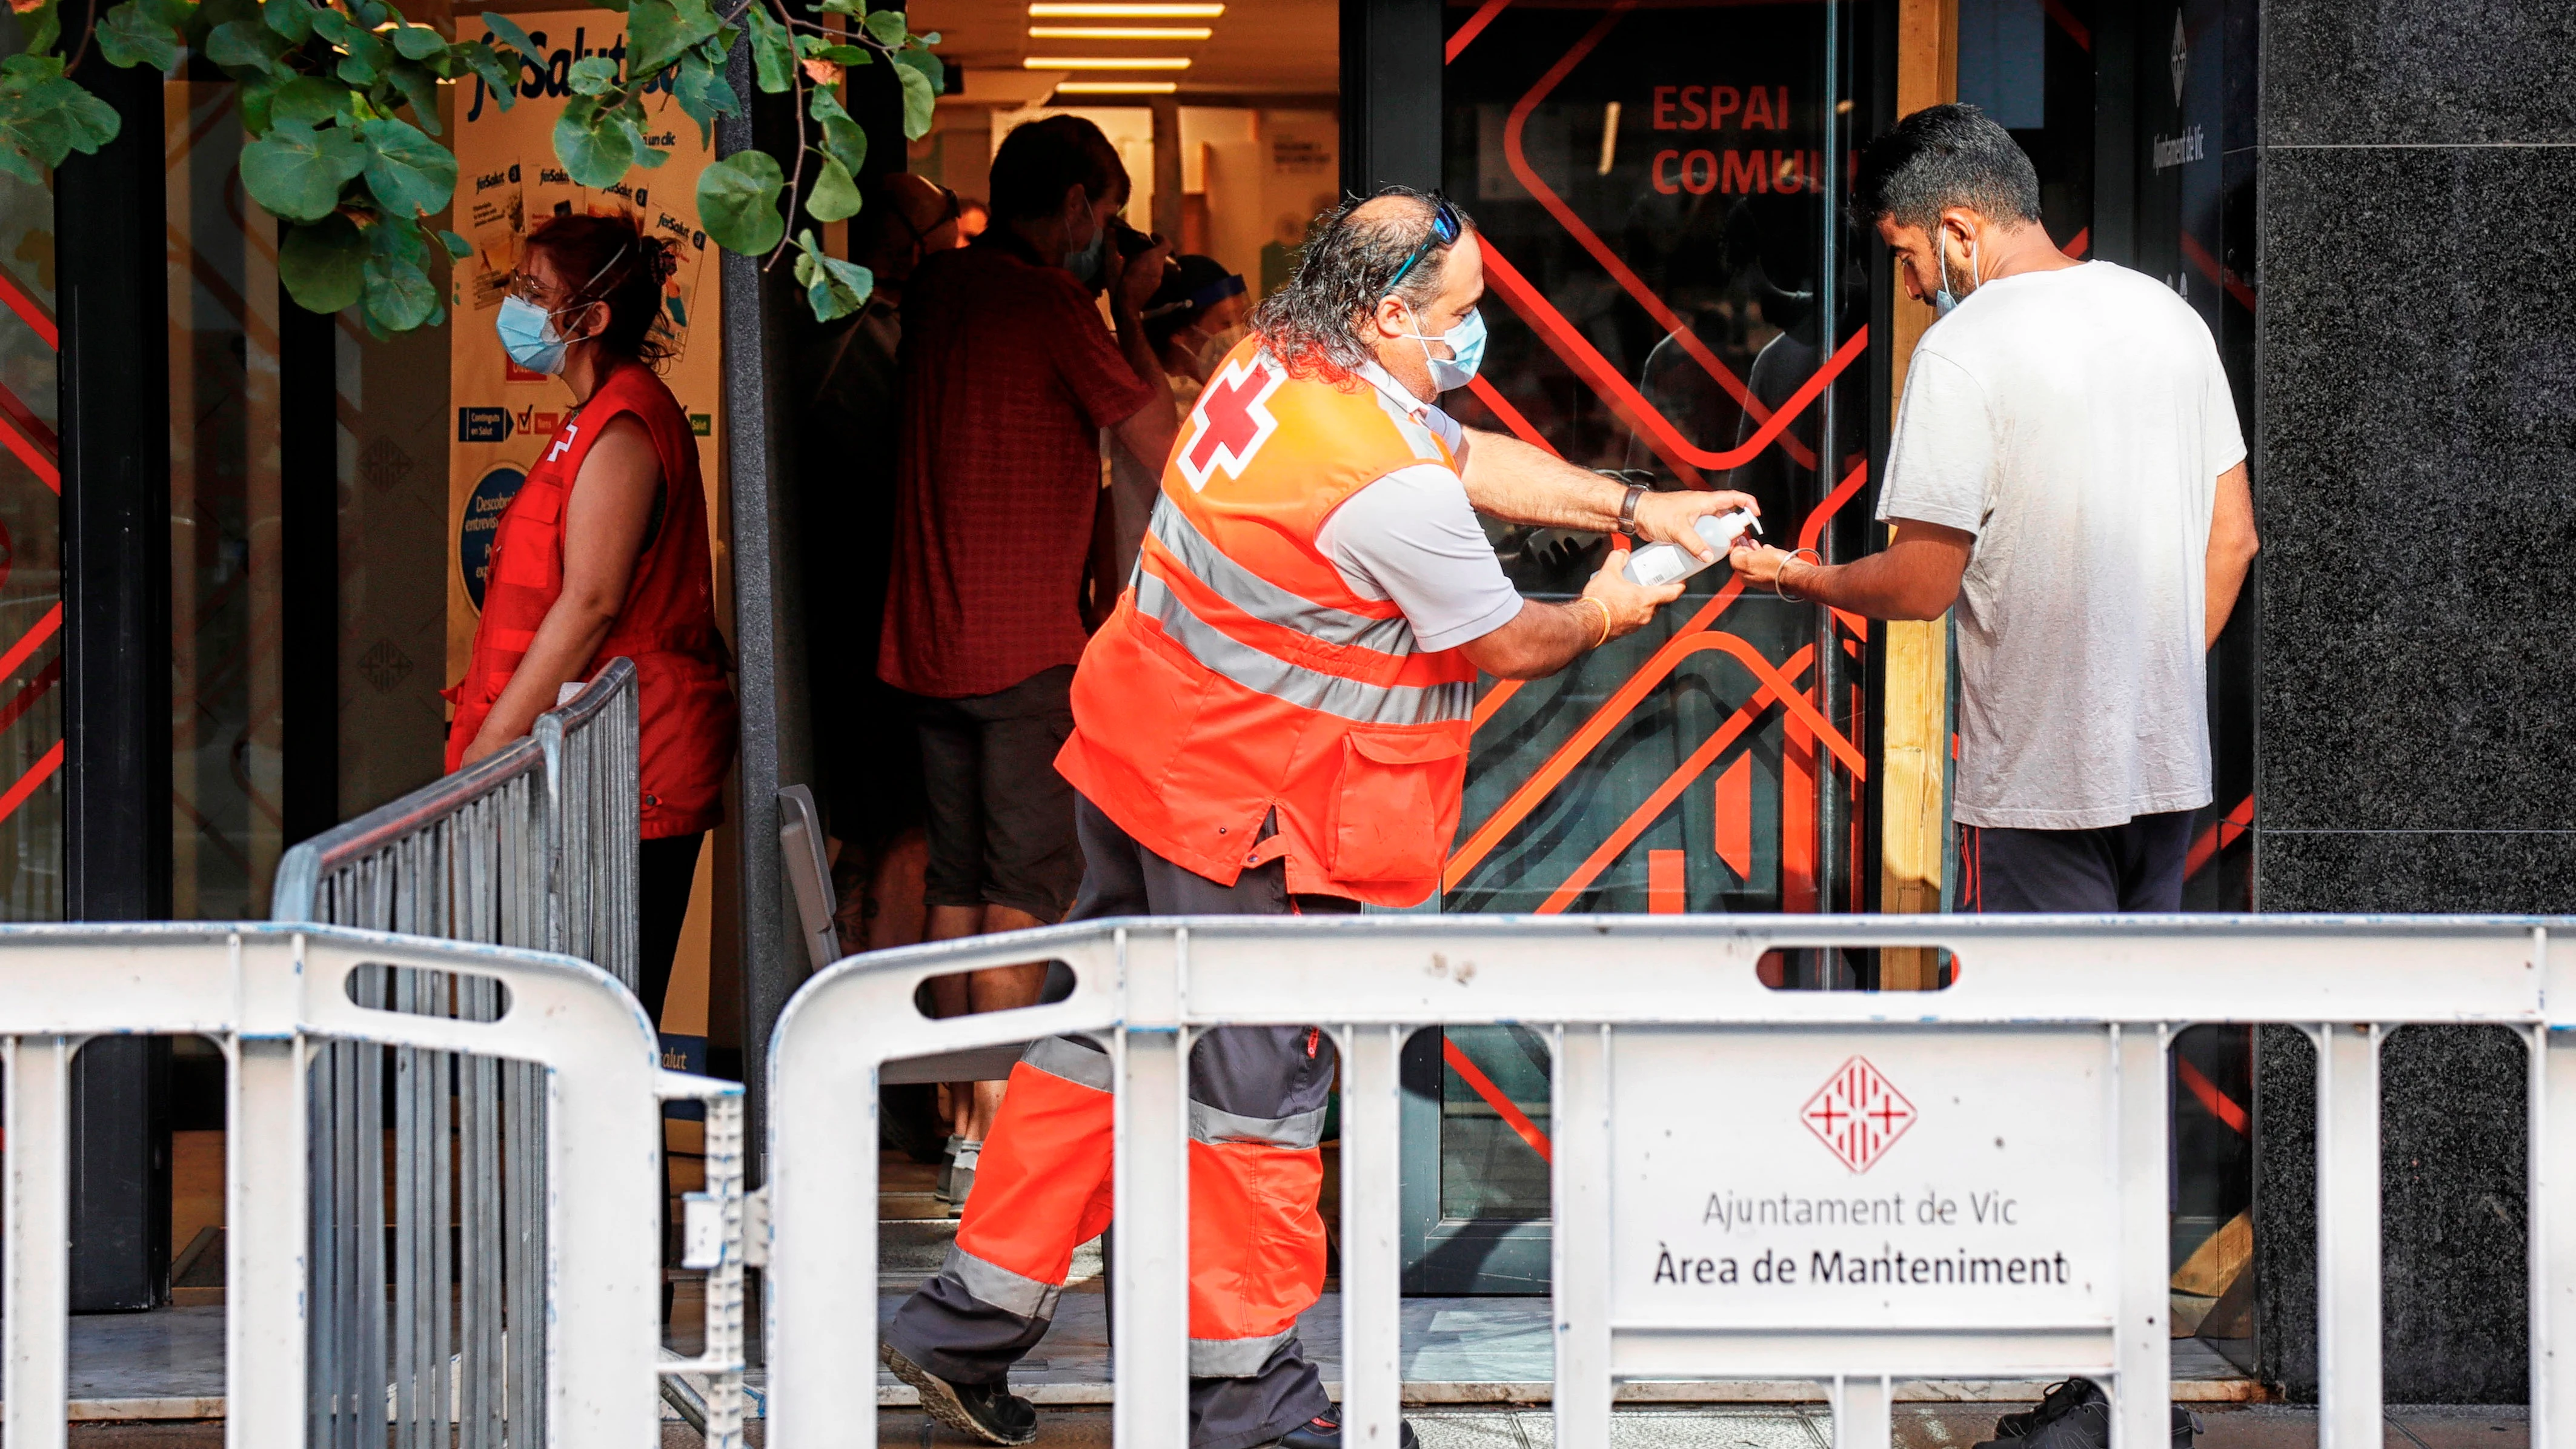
[1146,496,1420,657]
[1190,1100,1327,1151]
[941,1242,1065,1323]
[1021,1035,1115,1092]
[1135,573,1474,726]
[1189,1326,1299,1378]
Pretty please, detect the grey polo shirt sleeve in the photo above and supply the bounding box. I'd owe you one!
[1315,463,1524,653]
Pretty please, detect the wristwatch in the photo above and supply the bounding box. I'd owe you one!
[1616,482,1647,537]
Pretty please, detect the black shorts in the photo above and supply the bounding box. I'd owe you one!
[909,665,1083,921]
[1959,809,2198,913]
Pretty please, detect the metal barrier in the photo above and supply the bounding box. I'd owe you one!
[766,913,2571,1449]
[0,923,732,1449]
[270,662,691,1447]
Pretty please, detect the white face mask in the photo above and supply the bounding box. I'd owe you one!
[1932,228,1980,317]
[1190,322,1250,377]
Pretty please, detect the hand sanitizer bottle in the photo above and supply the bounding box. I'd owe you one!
[1621,508,1763,587]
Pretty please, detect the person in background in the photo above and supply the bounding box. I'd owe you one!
[448,211,739,1023]
[1730,104,2259,910]
[1101,254,1248,594]
[798,173,965,961]
[880,115,1179,1211]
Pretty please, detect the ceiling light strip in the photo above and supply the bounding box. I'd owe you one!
[1027,3,1224,16]
[1055,79,1181,92]
[1024,55,1192,68]
[1027,25,1213,38]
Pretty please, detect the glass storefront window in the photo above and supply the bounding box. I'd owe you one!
[167,76,285,918]
[0,12,60,920]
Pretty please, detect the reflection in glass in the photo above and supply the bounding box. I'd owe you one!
[0,12,58,920]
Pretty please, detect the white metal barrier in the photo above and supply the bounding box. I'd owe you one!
[0,922,734,1449]
[766,913,2572,1449]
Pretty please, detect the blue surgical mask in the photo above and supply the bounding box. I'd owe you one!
[1933,231,1979,318]
[497,294,573,374]
[1065,216,1107,287]
[1404,306,1487,392]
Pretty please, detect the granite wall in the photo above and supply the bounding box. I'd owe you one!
[2252,0,2576,1404]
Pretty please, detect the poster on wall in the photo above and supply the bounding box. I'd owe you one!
[445,12,725,684]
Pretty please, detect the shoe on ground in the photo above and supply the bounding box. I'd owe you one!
[948,1139,981,1217]
[880,1340,1038,1446]
[935,1135,964,1203]
[1275,1410,1419,1448]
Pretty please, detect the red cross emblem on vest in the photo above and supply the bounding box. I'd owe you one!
[1176,354,1284,492]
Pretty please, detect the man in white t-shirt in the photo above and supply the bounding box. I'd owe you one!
[1731,104,2260,911]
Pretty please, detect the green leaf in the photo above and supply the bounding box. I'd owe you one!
[16,0,58,59]
[694,23,736,65]
[388,22,445,59]
[791,229,872,320]
[805,153,861,222]
[356,114,453,214]
[94,0,182,69]
[551,93,634,187]
[267,74,350,127]
[382,61,442,129]
[815,0,860,15]
[814,42,868,64]
[436,228,471,257]
[861,8,904,46]
[895,43,943,94]
[458,40,518,111]
[671,53,739,134]
[260,0,315,42]
[894,54,935,139]
[695,148,783,255]
[239,116,366,221]
[567,54,617,94]
[362,216,438,330]
[311,7,388,77]
[626,0,717,81]
[277,213,365,313]
[0,55,125,167]
[744,3,792,93]
[806,86,868,176]
[204,17,294,76]
[477,11,539,57]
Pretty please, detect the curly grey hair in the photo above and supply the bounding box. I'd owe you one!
[1250,187,1473,380]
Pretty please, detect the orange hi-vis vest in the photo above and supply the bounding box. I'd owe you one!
[1056,340,1479,906]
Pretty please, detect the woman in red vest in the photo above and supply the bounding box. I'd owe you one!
[446,212,739,1022]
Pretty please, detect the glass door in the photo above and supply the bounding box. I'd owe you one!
[1399,0,1876,1293]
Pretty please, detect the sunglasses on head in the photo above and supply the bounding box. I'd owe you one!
[1384,194,1464,294]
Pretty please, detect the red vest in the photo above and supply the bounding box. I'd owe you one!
[1055,342,1479,906]
[447,363,737,838]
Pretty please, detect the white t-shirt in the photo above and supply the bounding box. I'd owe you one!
[1875,260,2246,831]
[1312,365,1523,652]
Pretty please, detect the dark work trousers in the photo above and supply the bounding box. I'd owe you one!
[883,795,1349,1449]
[1959,809,2197,913]
[637,831,705,1025]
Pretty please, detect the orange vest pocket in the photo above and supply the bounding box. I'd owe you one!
[1324,726,1468,885]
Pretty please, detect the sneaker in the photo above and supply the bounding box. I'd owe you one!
[1275,1410,1419,1448]
[880,1340,1038,1446]
[948,1139,981,1217]
[935,1135,964,1202]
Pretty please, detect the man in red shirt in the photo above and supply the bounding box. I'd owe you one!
[880,115,1179,1204]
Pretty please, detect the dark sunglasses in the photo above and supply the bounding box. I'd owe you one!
[1384,194,1464,294]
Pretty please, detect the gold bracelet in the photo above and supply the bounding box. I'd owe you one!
[1582,597,1613,648]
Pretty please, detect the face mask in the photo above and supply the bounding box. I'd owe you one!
[1932,230,1980,318]
[1403,307,1487,392]
[1192,322,1250,377]
[496,294,576,374]
[1064,213,1107,286]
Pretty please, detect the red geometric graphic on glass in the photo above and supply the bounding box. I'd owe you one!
[1801,1056,1916,1173]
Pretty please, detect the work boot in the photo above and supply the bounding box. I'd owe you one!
[880,1341,1038,1446]
[1274,1410,1419,1448]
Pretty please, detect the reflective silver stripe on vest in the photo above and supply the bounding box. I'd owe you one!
[1146,496,1419,657]
[1190,1101,1329,1152]
[1020,1035,1114,1092]
[1136,572,1474,726]
[940,1242,1064,1322]
[1189,1327,1299,1378]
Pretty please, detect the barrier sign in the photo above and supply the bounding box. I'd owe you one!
[1612,1028,2117,1330]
